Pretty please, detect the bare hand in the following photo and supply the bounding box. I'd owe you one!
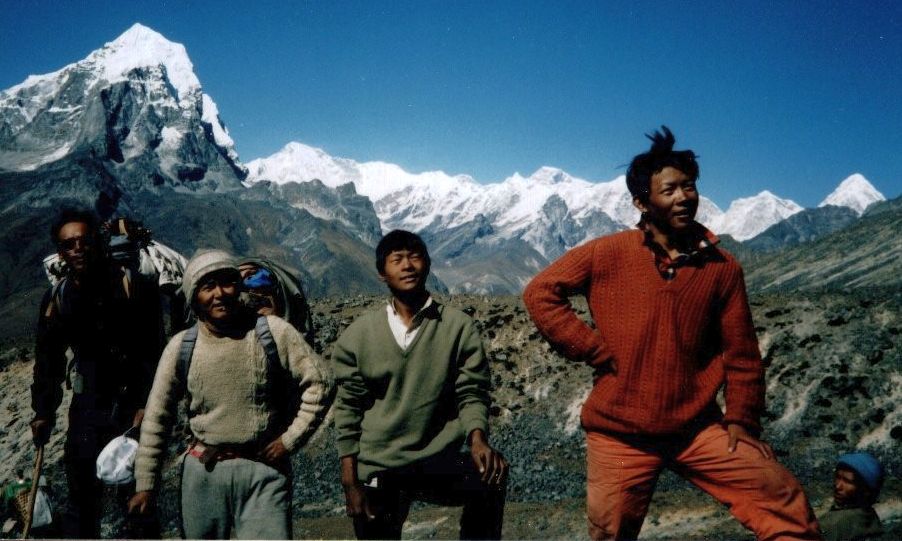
[30,419,51,447]
[343,482,374,520]
[258,437,288,464]
[469,429,509,486]
[132,409,145,429]
[727,423,773,459]
[128,491,155,515]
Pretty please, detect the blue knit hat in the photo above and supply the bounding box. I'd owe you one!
[837,452,884,493]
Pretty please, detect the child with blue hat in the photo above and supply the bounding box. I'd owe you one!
[820,452,885,541]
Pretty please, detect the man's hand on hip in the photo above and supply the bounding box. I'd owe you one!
[727,423,774,459]
[259,437,288,464]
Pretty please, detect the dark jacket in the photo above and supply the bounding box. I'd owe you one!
[820,506,884,541]
[32,264,164,423]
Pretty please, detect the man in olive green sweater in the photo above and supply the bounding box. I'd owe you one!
[333,230,508,540]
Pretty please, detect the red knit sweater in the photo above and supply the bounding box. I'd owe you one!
[523,229,765,435]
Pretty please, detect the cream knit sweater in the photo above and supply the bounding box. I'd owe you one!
[135,315,331,492]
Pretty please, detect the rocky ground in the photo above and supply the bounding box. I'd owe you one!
[0,288,898,539]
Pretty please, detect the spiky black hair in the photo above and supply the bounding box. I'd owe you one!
[626,126,699,202]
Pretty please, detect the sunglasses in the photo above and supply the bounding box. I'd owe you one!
[57,235,92,252]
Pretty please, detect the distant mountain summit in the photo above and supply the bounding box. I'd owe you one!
[819,173,885,215]
[746,195,902,291]
[710,190,803,241]
[0,23,244,191]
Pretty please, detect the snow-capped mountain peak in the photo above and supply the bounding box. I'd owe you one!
[245,141,357,187]
[711,190,803,241]
[88,23,200,100]
[818,174,885,216]
[529,166,575,185]
[0,23,242,187]
[246,141,479,202]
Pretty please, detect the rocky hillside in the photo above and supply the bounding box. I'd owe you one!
[1,288,897,539]
[745,195,902,292]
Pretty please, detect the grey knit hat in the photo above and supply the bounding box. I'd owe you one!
[183,249,239,303]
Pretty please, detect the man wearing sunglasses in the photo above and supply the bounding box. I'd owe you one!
[31,208,164,538]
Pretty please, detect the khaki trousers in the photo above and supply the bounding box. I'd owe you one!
[586,423,822,541]
[180,454,291,539]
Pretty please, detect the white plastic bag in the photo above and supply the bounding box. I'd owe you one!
[96,434,139,485]
[30,488,53,528]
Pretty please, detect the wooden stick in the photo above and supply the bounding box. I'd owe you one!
[21,445,44,539]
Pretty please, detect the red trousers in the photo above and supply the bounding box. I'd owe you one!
[586,424,821,541]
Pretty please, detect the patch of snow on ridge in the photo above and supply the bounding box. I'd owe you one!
[819,174,885,216]
[15,144,72,171]
[201,94,237,159]
[159,126,183,149]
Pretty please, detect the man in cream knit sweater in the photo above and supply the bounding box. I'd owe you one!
[128,249,331,539]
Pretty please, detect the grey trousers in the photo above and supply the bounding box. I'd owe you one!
[180,454,291,539]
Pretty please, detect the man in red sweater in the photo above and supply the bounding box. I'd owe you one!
[523,127,821,541]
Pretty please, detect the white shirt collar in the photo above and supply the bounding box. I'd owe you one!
[385,296,433,349]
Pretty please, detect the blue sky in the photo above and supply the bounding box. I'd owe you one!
[1,0,900,208]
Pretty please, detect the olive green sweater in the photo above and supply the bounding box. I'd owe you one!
[820,506,884,541]
[332,300,491,482]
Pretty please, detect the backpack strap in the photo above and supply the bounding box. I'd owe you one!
[178,324,200,390]
[256,316,294,428]
[44,278,68,319]
[121,267,132,300]
[254,316,281,371]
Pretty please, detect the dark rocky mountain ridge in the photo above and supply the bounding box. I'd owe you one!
[743,205,860,252]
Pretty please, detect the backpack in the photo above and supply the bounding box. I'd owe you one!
[176,316,297,429]
[237,257,315,346]
[43,218,189,335]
